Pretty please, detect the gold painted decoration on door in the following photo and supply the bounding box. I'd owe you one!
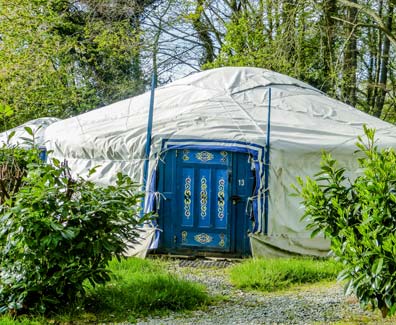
[217,178,225,220]
[196,151,214,162]
[200,176,208,218]
[219,233,225,247]
[194,233,213,244]
[182,149,190,161]
[182,231,188,243]
[184,176,192,219]
[220,151,228,162]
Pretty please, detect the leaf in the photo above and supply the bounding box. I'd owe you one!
[24,126,34,136]
[372,258,384,276]
[7,131,16,143]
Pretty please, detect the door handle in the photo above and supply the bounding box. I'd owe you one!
[231,195,241,205]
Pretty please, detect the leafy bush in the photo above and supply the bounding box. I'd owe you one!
[229,258,341,292]
[0,152,149,314]
[294,126,396,317]
[0,140,40,205]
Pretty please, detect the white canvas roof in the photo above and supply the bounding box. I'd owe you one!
[0,117,60,148]
[39,67,396,256]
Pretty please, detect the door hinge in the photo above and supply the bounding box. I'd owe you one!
[173,235,177,243]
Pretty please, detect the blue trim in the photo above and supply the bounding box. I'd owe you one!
[163,138,264,150]
[38,146,47,162]
[141,72,157,213]
[264,88,272,235]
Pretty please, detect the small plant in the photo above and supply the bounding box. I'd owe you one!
[0,151,149,314]
[294,126,396,317]
[229,258,341,291]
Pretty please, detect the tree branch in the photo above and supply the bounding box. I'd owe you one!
[338,0,396,48]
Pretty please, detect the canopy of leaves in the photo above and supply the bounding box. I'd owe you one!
[0,0,146,132]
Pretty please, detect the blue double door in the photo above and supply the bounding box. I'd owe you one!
[157,148,254,256]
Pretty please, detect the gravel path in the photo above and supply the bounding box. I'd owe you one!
[137,260,385,325]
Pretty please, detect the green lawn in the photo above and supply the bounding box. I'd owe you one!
[229,257,342,292]
[0,257,345,324]
[0,257,211,324]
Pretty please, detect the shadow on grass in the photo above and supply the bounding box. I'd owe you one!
[84,258,212,322]
[86,273,211,321]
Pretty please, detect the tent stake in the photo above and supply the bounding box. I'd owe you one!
[264,88,271,234]
[141,72,157,214]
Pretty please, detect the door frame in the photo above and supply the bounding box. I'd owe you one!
[153,139,266,256]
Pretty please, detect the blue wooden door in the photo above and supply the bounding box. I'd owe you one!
[175,149,232,251]
[158,148,254,255]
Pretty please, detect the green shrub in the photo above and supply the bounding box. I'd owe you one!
[0,152,149,314]
[294,126,396,317]
[0,143,40,205]
[229,258,341,291]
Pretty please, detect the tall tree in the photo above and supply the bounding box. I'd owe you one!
[0,0,148,132]
[341,0,358,106]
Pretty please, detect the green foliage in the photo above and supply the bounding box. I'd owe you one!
[85,258,211,322]
[0,105,14,132]
[0,0,146,132]
[0,150,148,314]
[294,126,396,317]
[0,132,41,205]
[229,258,341,292]
[203,4,335,93]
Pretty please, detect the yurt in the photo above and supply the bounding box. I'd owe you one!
[7,67,396,257]
[0,117,60,148]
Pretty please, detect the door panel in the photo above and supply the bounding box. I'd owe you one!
[176,149,231,252]
[181,168,194,227]
[158,147,254,256]
[197,168,211,228]
[214,168,228,229]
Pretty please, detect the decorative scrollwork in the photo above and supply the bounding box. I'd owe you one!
[219,233,225,247]
[200,176,208,218]
[194,233,213,244]
[196,151,214,162]
[217,178,225,220]
[184,176,192,218]
[220,151,228,162]
[183,149,190,161]
[182,231,188,243]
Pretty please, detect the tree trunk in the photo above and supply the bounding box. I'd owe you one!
[321,0,338,95]
[372,1,394,118]
[342,0,358,106]
[192,0,215,65]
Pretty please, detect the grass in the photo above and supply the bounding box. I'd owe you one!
[0,257,211,324]
[0,316,44,325]
[229,257,342,292]
[85,258,211,322]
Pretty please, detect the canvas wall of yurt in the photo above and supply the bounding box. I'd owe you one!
[4,67,396,257]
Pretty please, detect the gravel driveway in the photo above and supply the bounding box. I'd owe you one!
[137,259,389,325]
